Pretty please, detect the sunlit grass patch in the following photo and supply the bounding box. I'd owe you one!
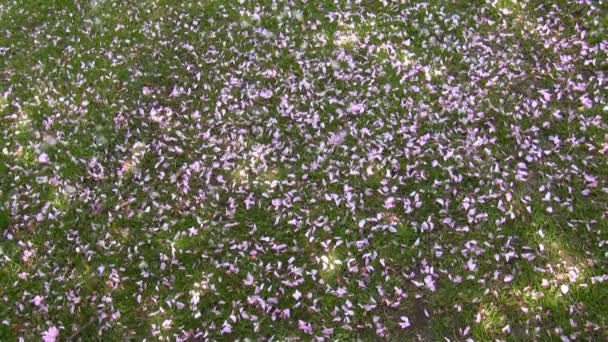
[492,0,526,15]
[333,30,359,49]
[475,302,509,335]
[318,248,344,280]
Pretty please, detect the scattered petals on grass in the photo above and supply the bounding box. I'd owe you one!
[41,326,59,342]
[1,0,607,340]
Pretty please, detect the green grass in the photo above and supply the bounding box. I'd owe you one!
[1,0,607,340]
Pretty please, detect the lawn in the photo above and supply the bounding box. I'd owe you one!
[1,0,607,340]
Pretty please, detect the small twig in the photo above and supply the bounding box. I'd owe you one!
[68,317,97,341]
